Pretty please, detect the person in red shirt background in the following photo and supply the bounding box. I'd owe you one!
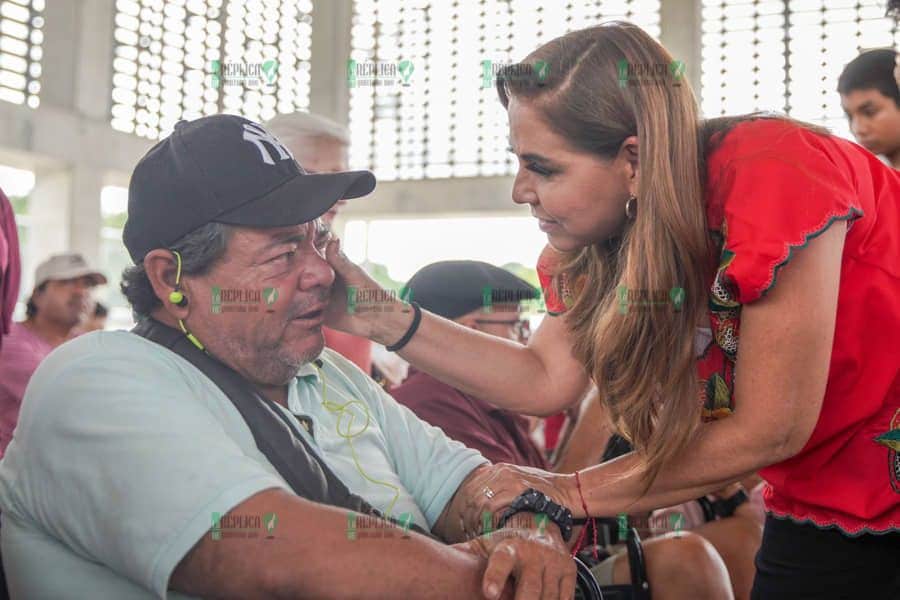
[0,188,20,353]
[323,21,900,600]
[265,111,372,374]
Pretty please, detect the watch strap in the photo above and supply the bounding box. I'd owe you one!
[497,488,574,542]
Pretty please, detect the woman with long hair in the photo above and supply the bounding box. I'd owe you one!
[324,22,899,599]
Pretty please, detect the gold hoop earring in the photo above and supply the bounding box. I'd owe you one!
[625,195,637,220]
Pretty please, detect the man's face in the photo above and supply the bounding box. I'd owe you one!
[840,88,900,156]
[33,276,93,328]
[184,221,334,387]
[289,136,350,225]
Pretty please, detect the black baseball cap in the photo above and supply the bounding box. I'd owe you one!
[404,261,540,320]
[123,114,375,263]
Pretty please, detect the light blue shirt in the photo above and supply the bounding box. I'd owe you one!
[0,330,487,599]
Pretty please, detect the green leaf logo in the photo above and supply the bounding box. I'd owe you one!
[534,60,549,82]
[211,286,222,314]
[617,59,629,88]
[346,513,357,540]
[669,286,685,311]
[481,510,494,536]
[669,60,686,84]
[261,60,278,84]
[617,513,628,539]
[481,60,494,88]
[398,512,413,536]
[208,60,221,90]
[398,59,414,85]
[211,512,222,540]
[263,512,278,536]
[346,59,357,88]
[263,287,278,307]
[482,286,493,314]
[669,512,685,533]
[616,285,629,314]
[535,513,549,534]
[347,286,358,314]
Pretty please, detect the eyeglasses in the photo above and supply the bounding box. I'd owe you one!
[474,318,531,341]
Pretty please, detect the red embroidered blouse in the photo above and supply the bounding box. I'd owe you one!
[537,119,900,535]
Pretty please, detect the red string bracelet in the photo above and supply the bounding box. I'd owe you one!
[572,470,599,561]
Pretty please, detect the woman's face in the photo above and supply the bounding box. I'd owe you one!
[507,96,637,252]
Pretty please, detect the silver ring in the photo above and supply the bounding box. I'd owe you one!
[483,486,495,499]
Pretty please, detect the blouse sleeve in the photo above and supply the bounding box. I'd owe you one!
[708,127,864,305]
[536,244,568,315]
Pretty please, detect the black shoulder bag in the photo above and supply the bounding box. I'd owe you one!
[131,317,435,539]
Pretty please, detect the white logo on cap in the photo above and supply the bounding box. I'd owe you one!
[242,122,294,166]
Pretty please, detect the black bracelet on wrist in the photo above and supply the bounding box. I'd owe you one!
[496,488,574,542]
[385,301,422,352]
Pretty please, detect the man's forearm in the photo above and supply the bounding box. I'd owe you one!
[268,507,488,599]
[172,490,488,599]
[433,464,492,542]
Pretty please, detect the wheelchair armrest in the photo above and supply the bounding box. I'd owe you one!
[626,527,651,600]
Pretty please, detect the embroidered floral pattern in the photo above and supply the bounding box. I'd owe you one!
[699,222,739,421]
[875,409,900,493]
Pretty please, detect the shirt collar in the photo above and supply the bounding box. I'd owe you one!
[294,357,321,382]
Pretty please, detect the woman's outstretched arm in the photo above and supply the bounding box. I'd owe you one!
[467,221,844,520]
[324,238,590,416]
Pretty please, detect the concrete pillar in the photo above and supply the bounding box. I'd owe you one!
[308,0,353,126]
[26,168,71,282]
[74,0,116,120]
[659,0,703,97]
[68,165,104,266]
[38,0,79,110]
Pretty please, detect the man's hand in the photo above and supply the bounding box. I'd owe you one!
[456,525,577,599]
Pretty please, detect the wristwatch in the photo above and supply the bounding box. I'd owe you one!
[710,488,749,519]
[496,488,574,542]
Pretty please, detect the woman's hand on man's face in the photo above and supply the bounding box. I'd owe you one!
[322,237,401,339]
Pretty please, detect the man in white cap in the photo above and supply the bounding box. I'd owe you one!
[265,111,374,374]
[0,251,105,456]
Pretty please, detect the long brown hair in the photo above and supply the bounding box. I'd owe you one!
[497,22,823,489]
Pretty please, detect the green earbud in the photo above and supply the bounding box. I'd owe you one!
[169,250,187,306]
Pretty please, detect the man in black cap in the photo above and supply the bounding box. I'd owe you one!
[391,261,549,469]
[0,115,575,600]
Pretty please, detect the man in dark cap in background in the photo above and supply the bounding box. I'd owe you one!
[391,260,548,469]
